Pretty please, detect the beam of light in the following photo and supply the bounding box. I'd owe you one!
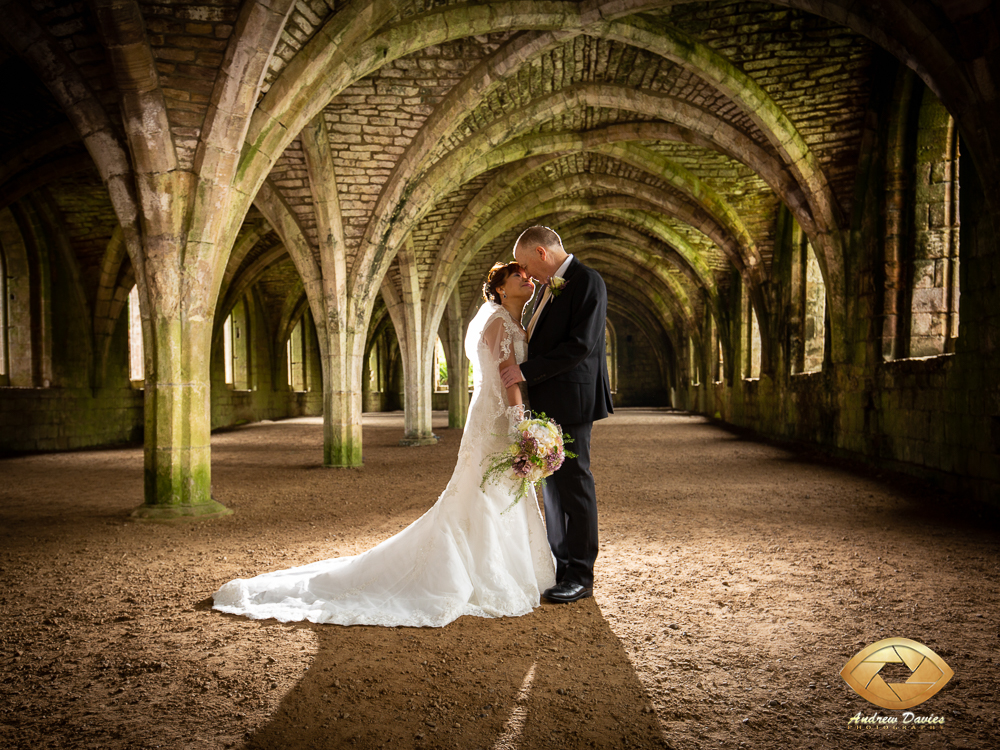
[491,661,537,750]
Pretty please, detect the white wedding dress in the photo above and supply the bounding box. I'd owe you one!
[212,302,556,627]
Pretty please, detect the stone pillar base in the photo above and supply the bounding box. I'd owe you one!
[131,499,233,522]
[398,434,441,447]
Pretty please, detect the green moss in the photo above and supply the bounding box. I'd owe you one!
[131,497,232,521]
[135,457,230,521]
[325,433,363,467]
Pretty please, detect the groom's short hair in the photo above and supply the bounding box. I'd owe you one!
[515,225,563,255]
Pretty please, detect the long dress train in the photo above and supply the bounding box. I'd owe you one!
[212,302,556,627]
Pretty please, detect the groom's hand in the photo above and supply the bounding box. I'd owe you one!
[500,364,525,389]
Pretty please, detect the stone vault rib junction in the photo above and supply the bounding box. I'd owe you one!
[0,0,997,514]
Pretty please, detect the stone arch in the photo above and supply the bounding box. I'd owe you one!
[344,12,849,342]
[435,197,720,331]
[241,4,846,347]
[363,304,399,413]
[770,0,971,132]
[219,221,272,304]
[281,293,320,394]
[564,234,696,321]
[275,283,309,370]
[363,15,837,264]
[493,172,750,273]
[567,244,692,336]
[620,299,678,398]
[585,257,690,352]
[0,201,57,388]
[592,270,678,394]
[2,0,141,261]
[419,123,805,333]
[241,2,639,200]
[370,84,787,274]
[557,220,711,308]
[431,147,760,284]
[769,0,997,213]
[24,191,94,388]
[252,179,329,362]
[213,241,289,352]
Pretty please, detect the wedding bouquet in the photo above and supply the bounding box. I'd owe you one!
[480,411,576,511]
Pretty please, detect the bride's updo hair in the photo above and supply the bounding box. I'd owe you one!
[482,261,521,304]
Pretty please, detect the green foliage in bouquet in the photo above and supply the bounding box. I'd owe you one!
[480,411,576,512]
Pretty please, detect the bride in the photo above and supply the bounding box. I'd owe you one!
[212,262,556,627]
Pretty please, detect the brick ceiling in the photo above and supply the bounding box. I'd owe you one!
[0,0,952,355]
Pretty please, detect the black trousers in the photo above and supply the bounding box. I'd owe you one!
[542,421,598,587]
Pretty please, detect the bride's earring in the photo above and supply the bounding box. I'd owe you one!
[502,291,507,299]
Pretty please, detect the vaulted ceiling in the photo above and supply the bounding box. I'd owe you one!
[0,0,987,367]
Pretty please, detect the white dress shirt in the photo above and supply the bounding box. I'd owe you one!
[527,254,573,340]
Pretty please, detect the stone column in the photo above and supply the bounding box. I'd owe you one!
[399,346,438,446]
[299,112,370,466]
[445,291,469,429]
[382,266,438,447]
[322,328,365,466]
[135,311,230,519]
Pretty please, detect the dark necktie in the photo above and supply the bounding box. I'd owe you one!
[528,283,547,321]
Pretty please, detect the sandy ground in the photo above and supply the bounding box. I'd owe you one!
[1,408,998,750]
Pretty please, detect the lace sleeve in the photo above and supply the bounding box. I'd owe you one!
[481,315,518,368]
[460,305,523,451]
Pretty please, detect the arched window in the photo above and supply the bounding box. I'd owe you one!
[127,285,144,383]
[909,95,960,357]
[224,297,251,390]
[789,220,826,374]
[368,344,381,391]
[709,314,724,383]
[434,335,448,392]
[285,308,319,394]
[286,315,307,392]
[689,336,701,386]
[882,79,960,360]
[605,321,617,393]
[742,284,761,380]
[0,207,37,387]
[224,313,234,385]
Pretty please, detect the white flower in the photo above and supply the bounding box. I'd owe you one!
[526,421,558,452]
[548,275,567,297]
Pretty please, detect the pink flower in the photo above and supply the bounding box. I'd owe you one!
[512,455,532,478]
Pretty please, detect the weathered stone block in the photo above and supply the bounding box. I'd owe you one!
[927,201,949,228]
[930,160,954,184]
[911,287,947,313]
[154,47,197,63]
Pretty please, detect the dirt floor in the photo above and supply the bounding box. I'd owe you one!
[1,408,998,750]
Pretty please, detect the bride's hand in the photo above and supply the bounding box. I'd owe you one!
[506,404,525,430]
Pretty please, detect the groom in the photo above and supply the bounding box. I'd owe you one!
[502,226,613,603]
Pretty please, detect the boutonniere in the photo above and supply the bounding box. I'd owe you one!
[548,275,567,297]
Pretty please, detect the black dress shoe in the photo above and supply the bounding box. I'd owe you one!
[542,581,593,603]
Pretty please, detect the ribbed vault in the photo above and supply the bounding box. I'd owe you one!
[2,0,997,512]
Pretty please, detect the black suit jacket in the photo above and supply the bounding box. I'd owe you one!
[521,257,614,427]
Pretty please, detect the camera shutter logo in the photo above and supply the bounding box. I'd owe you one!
[840,637,954,710]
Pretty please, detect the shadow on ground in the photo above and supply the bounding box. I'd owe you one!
[244,598,671,750]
